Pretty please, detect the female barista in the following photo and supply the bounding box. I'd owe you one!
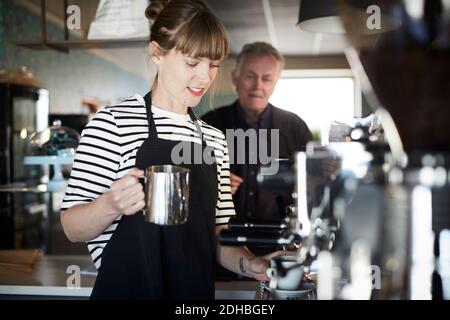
[60,0,284,299]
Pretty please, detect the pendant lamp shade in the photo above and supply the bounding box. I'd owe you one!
[297,0,345,34]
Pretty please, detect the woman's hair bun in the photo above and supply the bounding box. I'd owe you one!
[145,0,170,20]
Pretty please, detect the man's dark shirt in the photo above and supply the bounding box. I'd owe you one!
[202,100,312,222]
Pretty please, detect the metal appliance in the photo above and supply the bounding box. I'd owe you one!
[0,68,49,249]
[219,0,450,300]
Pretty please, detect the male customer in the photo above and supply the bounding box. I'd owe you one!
[202,42,312,223]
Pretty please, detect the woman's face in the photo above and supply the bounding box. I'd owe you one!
[153,47,221,110]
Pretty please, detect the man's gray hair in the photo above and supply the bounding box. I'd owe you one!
[234,42,285,74]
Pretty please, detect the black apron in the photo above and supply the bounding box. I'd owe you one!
[90,92,218,300]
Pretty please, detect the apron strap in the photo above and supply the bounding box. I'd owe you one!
[187,107,207,147]
[143,92,159,139]
[187,109,217,251]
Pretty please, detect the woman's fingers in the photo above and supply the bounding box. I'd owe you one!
[262,250,295,262]
[123,199,145,215]
[121,184,145,215]
[247,257,271,281]
[128,168,144,178]
[230,173,243,194]
[254,273,270,282]
[107,168,145,215]
[230,173,244,184]
[110,174,139,192]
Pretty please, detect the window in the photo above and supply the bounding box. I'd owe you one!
[269,69,361,143]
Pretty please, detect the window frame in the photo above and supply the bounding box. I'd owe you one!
[274,68,362,118]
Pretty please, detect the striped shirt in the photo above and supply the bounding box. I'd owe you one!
[61,94,235,269]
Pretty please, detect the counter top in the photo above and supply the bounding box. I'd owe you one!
[0,255,259,299]
[0,255,95,298]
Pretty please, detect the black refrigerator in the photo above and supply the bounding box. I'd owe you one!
[0,83,49,249]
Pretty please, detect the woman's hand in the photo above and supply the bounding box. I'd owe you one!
[104,168,145,216]
[247,250,294,281]
[230,173,243,195]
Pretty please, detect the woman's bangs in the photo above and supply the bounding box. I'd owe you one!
[174,12,228,61]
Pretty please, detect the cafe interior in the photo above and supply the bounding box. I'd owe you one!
[0,0,450,300]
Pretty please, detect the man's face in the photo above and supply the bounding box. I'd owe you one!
[232,54,281,114]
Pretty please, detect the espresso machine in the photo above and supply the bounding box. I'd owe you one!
[220,0,450,300]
